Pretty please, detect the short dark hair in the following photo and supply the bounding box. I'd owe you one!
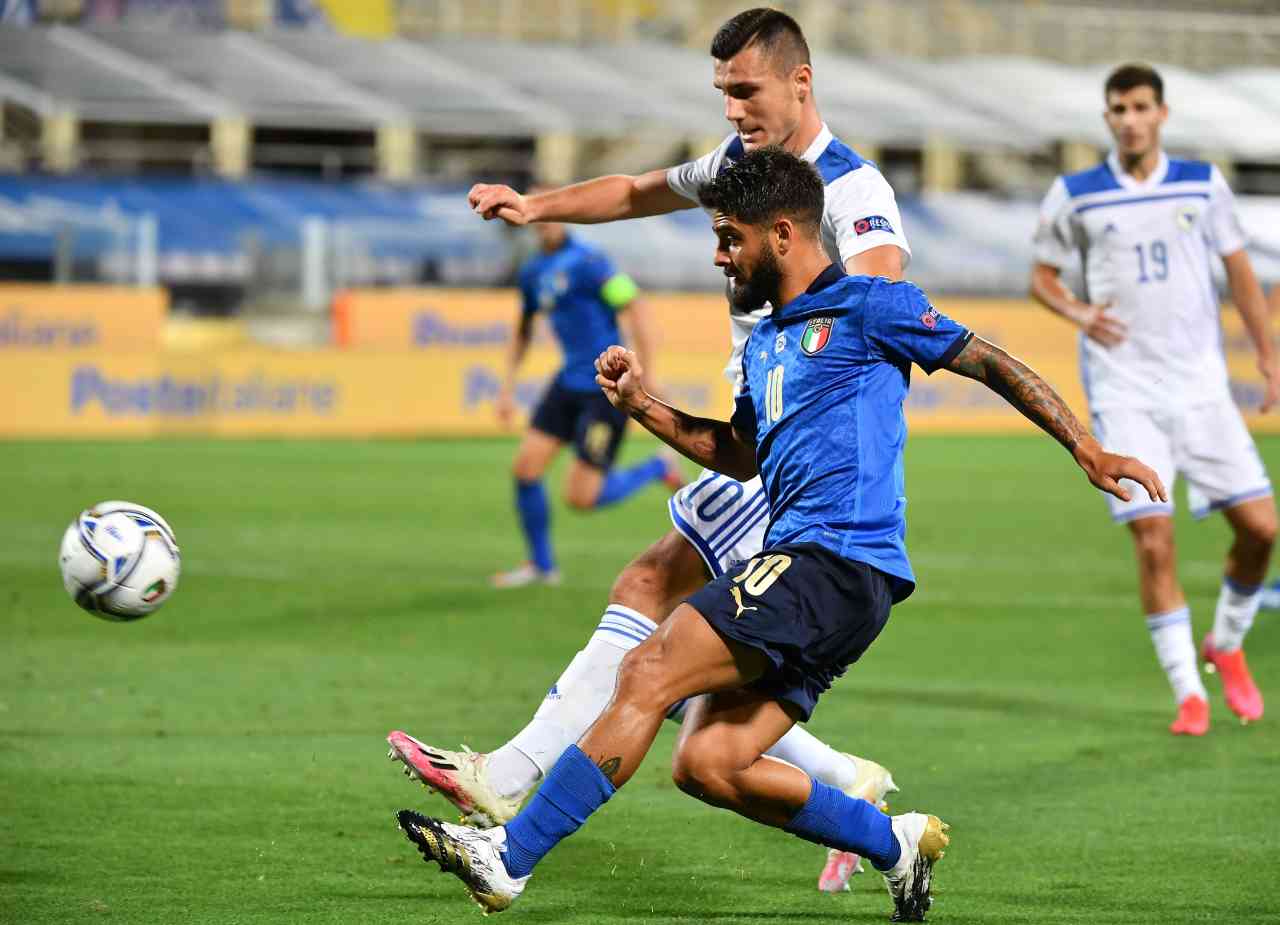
[697,146,824,231]
[710,8,810,73]
[1105,63,1164,104]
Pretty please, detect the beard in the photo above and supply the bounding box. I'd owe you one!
[729,243,783,314]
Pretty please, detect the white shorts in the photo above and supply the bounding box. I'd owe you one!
[668,469,770,578]
[1092,398,1271,523]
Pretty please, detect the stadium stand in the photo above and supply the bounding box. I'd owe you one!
[1,4,1277,312]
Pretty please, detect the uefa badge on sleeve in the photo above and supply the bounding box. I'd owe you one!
[800,317,834,355]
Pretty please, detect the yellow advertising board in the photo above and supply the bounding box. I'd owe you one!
[0,347,725,438]
[332,288,738,353]
[0,285,167,351]
[1,287,1276,438]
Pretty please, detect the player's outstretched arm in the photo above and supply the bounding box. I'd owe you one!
[595,345,757,480]
[945,336,1167,504]
[468,169,692,226]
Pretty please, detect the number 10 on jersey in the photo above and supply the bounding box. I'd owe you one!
[765,365,785,424]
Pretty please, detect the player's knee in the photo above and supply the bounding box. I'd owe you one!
[670,740,735,805]
[610,559,668,613]
[511,456,542,482]
[563,484,597,511]
[1131,521,1176,570]
[610,533,701,619]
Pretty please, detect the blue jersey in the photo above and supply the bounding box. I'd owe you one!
[518,237,633,393]
[731,265,971,601]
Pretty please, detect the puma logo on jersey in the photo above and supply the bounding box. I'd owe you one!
[730,586,759,620]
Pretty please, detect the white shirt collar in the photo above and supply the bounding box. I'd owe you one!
[799,123,833,165]
[1107,148,1169,190]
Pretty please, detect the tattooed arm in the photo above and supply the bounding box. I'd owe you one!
[594,345,758,481]
[946,336,1167,504]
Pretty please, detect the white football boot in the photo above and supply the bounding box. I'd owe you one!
[397,810,528,913]
[387,731,522,828]
[881,812,950,922]
[490,564,561,589]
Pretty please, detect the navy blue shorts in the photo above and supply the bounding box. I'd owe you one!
[685,543,893,721]
[530,379,628,469]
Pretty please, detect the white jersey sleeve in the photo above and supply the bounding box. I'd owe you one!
[666,134,737,203]
[1033,177,1076,269]
[822,167,912,269]
[1206,165,1247,257]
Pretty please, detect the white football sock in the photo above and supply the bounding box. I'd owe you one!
[1212,577,1261,653]
[1146,607,1207,705]
[765,725,859,792]
[489,605,657,800]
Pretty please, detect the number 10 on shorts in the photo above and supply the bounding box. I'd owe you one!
[734,553,793,595]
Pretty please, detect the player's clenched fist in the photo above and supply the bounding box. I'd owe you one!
[468,183,531,225]
[595,346,647,412]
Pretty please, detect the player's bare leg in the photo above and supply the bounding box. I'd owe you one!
[574,603,775,786]
[390,532,708,823]
[671,688,814,825]
[493,428,563,588]
[561,458,606,510]
[670,691,895,890]
[1128,515,1210,734]
[1202,497,1274,722]
[396,530,894,834]
[672,689,947,921]
[562,454,683,511]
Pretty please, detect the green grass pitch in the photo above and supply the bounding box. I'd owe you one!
[2,435,1278,924]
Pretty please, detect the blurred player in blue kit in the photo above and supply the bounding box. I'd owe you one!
[397,149,1166,920]
[1032,64,1276,734]
[490,203,683,588]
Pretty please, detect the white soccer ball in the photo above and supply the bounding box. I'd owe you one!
[58,501,181,621]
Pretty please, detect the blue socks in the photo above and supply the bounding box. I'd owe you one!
[501,762,897,880]
[501,745,615,878]
[784,778,901,871]
[514,479,554,573]
[595,456,668,508]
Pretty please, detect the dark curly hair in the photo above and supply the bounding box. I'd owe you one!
[696,146,824,232]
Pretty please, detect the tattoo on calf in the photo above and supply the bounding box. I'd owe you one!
[595,756,622,781]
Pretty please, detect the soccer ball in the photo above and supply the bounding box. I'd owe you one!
[58,501,181,621]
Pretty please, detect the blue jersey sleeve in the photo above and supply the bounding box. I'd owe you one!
[866,282,971,374]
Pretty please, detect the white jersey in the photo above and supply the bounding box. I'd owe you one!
[667,124,911,392]
[1034,150,1247,413]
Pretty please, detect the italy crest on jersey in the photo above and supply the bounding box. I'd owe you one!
[800,317,834,355]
